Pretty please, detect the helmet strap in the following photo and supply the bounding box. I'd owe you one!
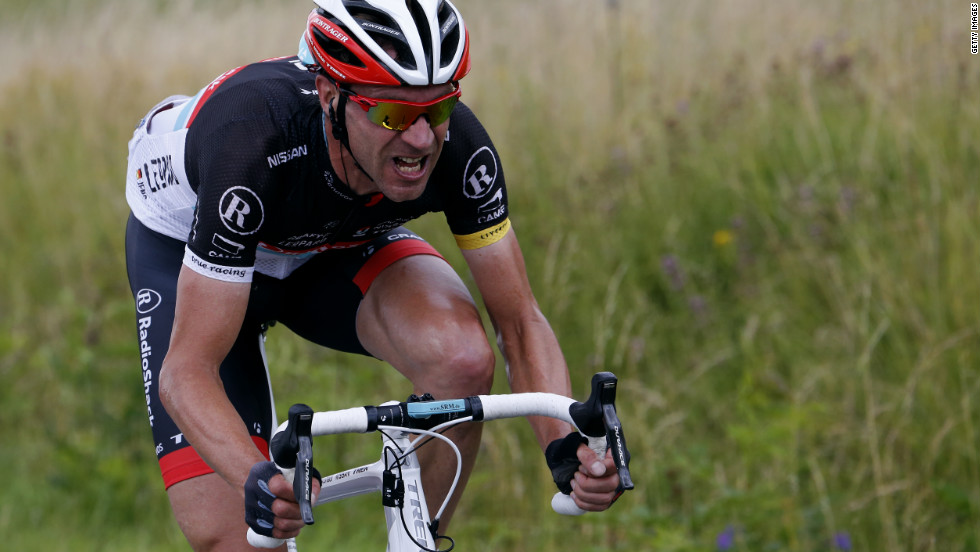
[328,92,375,185]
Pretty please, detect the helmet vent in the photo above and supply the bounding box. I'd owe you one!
[437,4,460,69]
[311,25,366,69]
[407,0,433,80]
[348,6,417,71]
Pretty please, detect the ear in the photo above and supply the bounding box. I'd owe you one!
[314,74,338,113]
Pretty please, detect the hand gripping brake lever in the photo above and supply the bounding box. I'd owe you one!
[569,372,634,497]
[270,403,316,525]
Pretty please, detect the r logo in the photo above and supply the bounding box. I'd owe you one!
[463,146,498,199]
[136,289,162,314]
[219,187,265,235]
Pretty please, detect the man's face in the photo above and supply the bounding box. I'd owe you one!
[316,76,454,202]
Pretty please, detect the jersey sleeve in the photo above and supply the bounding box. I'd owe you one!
[436,103,511,250]
[182,90,289,283]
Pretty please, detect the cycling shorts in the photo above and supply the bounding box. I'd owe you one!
[125,213,446,488]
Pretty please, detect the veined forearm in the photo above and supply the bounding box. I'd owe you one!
[497,312,575,450]
[159,357,267,493]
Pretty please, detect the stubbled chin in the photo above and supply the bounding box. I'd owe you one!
[381,178,427,202]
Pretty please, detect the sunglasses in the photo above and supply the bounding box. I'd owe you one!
[340,83,461,131]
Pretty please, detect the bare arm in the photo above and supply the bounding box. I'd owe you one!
[162,265,321,538]
[462,229,621,511]
[158,264,265,495]
[460,230,573,451]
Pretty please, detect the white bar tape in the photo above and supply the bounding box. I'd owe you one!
[477,393,576,424]
[247,529,285,548]
[552,492,587,516]
[310,407,370,436]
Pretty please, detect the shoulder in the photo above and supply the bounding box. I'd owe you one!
[425,101,510,244]
[186,56,319,132]
[183,57,321,178]
[435,102,503,188]
[445,102,492,148]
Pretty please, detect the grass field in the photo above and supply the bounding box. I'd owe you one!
[1,0,978,550]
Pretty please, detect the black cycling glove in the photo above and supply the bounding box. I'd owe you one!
[545,432,588,495]
[245,461,281,537]
[245,460,322,537]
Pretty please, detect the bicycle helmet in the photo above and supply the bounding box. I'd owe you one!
[302,0,470,86]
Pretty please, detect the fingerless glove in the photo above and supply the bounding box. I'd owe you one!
[244,461,281,537]
[244,461,323,536]
[544,432,587,495]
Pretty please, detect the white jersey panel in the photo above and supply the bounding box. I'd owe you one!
[126,95,311,281]
[126,96,196,243]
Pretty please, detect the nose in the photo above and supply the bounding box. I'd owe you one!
[399,115,436,149]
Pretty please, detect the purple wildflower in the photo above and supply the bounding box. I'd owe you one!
[833,532,852,551]
[688,294,709,325]
[660,255,685,291]
[716,525,736,550]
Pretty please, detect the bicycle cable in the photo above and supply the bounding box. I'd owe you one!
[377,417,472,552]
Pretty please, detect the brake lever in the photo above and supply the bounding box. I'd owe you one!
[271,404,316,525]
[295,421,315,525]
[569,372,634,496]
[602,402,634,493]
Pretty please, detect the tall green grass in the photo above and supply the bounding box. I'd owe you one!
[1,0,977,550]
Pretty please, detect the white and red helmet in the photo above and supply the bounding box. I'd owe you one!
[301,0,471,86]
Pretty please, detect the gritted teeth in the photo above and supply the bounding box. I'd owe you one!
[394,155,424,174]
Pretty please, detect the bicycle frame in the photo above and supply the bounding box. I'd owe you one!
[313,427,436,551]
[270,425,439,551]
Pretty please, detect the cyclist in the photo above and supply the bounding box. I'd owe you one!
[125,0,623,549]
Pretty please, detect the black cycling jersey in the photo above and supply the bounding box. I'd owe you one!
[127,55,510,283]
